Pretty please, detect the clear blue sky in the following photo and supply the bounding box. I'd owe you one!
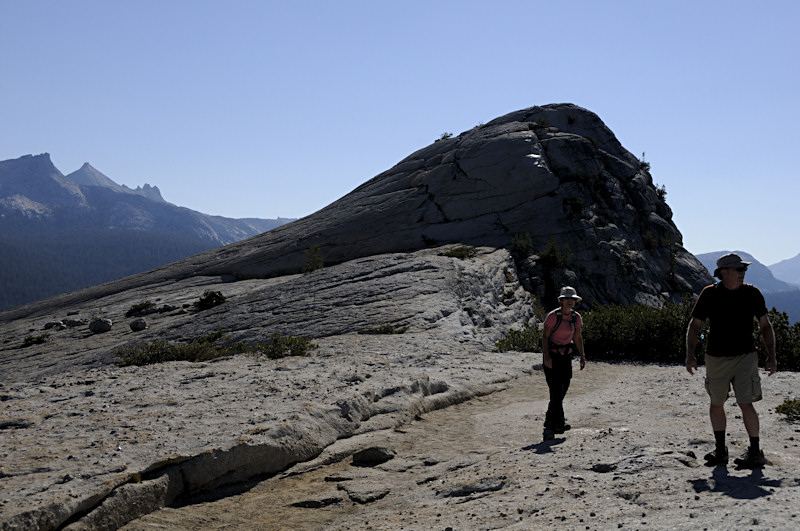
[2,0,798,265]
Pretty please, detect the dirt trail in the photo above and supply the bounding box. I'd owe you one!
[122,360,800,530]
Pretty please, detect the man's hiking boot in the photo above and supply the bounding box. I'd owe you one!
[543,428,555,441]
[553,424,571,434]
[703,447,728,466]
[734,448,768,469]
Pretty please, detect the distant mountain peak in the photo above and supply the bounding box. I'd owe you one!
[1,153,86,208]
[65,164,165,202]
[769,252,800,286]
[67,163,118,188]
[695,250,795,293]
[0,152,292,311]
[134,183,164,202]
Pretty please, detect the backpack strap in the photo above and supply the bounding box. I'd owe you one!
[551,309,575,336]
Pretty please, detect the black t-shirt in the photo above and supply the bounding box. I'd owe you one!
[691,282,768,356]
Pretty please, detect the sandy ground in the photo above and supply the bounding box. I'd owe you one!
[121,358,800,530]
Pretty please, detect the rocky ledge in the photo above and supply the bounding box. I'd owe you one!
[0,247,536,530]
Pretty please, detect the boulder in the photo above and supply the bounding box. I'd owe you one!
[88,318,112,334]
[352,447,397,466]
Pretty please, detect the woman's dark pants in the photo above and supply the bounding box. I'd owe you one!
[543,353,573,430]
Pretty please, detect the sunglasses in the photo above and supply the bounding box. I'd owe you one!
[733,267,748,272]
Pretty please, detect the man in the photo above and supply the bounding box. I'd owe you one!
[686,253,777,468]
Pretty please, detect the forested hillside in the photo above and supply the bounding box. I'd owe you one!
[0,153,292,311]
[0,218,219,310]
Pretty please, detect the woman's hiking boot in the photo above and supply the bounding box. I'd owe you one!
[703,447,728,466]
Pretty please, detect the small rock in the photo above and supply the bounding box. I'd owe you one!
[352,447,396,466]
[89,319,112,334]
[129,318,147,332]
[590,463,617,473]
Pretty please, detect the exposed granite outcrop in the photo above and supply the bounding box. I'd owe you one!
[0,247,535,529]
[0,104,711,323]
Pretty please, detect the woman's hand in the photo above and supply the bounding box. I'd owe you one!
[543,354,553,369]
[579,355,586,370]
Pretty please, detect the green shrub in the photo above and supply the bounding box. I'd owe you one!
[115,329,247,366]
[440,246,477,259]
[196,290,226,311]
[366,324,409,335]
[126,300,156,317]
[494,323,540,353]
[755,308,800,371]
[256,332,318,359]
[511,233,533,259]
[539,238,573,268]
[775,399,800,420]
[21,333,49,348]
[582,297,704,364]
[302,245,324,274]
[115,330,318,366]
[530,296,548,322]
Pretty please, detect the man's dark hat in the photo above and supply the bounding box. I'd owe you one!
[713,253,752,278]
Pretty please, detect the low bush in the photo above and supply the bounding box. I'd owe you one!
[539,238,573,268]
[257,332,318,359]
[511,233,533,259]
[582,301,800,369]
[366,324,409,335]
[494,323,540,353]
[583,297,703,364]
[775,398,800,420]
[21,333,49,348]
[440,246,477,259]
[126,300,156,317]
[302,245,324,274]
[115,330,317,366]
[196,290,226,311]
[755,308,800,371]
[115,330,243,366]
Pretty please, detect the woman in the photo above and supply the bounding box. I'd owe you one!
[541,286,586,441]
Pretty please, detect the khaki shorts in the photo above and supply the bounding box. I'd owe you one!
[704,352,762,406]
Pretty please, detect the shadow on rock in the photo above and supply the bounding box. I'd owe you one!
[690,467,783,500]
[523,438,565,454]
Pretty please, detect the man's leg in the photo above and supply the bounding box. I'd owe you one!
[709,404,726,431]
[734,402,767,467]
[705,404,729,464]
[738,402,759,437]
[704,354,731,465]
